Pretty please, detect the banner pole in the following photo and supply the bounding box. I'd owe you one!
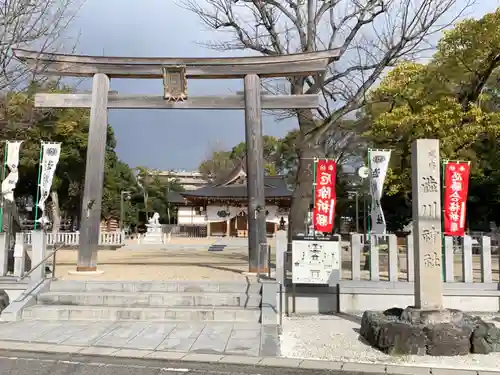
[0,141,7,233]
[441,160,446,281]
[34,143,43,230]
[311,158,318,237]
[367,149,372,236]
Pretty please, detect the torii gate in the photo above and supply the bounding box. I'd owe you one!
[13,48,340,274]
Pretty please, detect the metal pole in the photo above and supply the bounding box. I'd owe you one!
[367,149,372,236]
[0,141,6,233]
[355,192,359,233]
[119,191,124,231]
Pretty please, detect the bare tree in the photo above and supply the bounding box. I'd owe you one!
[0,0,83,92]
[181,0,474,236]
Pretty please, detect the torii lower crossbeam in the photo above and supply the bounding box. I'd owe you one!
[34,93,319,109]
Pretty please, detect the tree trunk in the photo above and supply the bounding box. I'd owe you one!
[51,191,61,233]
[288,111,326,241]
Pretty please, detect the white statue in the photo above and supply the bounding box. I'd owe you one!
[148,212,160,226]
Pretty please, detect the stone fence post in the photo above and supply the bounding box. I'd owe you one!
[0,233,7,276]
[13,232,26,277]
[31,231,47,281]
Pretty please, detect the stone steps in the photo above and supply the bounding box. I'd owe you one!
[22,305,261,321]
[49,280,262,294]
[22,280,263,323]
[37,291,261,308]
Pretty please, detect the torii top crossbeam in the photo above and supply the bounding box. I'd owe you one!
[13,48,340,79]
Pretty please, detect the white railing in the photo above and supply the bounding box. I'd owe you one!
[277,233,500,285]
[23,231,125,247]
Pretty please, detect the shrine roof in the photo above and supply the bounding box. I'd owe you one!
[167,159,292,201]
[180,176,292,199]
[167,190,186,204]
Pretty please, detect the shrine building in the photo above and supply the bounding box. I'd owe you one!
[169,160,292,237]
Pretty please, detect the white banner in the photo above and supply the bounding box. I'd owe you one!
[205,205,285,223]
[369,149,391,234]
[206,206,242,222]
[1,141,23,202]
[37,143,61,219]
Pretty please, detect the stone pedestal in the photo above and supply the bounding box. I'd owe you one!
[142,224,164,244]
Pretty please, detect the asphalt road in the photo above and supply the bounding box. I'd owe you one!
[0,350,383,375]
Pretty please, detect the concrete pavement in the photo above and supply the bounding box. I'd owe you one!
[0,321,278,357]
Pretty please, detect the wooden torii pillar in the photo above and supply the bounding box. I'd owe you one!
[13,48,340,274]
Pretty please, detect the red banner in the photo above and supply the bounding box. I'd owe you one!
[313,159,337,233]
[444,162,470,236]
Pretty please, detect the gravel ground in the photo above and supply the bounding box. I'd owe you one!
[53,248,253,281]
[280,314,500,371]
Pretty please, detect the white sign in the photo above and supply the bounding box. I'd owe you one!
[369,149,391,234]
[37,143,61,219]
[292,236,341,284]
[1,141,23,202]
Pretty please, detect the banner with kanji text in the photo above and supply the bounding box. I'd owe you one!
[313,159,337,233]
[443,162,470,236]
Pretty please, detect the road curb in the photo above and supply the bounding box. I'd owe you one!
[0,340,499,375]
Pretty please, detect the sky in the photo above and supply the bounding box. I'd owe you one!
[67,0,500,171]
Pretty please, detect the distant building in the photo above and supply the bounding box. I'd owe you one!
[150,170,208,191]
[168,159,291,237]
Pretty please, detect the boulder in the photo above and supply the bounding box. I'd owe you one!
[0,289,9,312]
[471,320,500,354]
[360,307,500,356]
[424,323,472,356]
[378,322,427,355]
[361,310,426,355]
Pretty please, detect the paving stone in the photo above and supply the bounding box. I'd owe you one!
[20,322,64,342]
[229,329,261,340]
[156,337,197,352]
[167,324,205,339]
[257,357,303,368]
[145,351,187,360]
[181,353,225,362]
[191,332,230,353]
[94,322,149,347]
[299,360,343,370]
[60,322,115,346]
[0,340,23,350]
[45,345,84,354]
[198,324,233,339]
[224,338,260,357]
[342,362,387,373]
[112,349,152,358]
[432,369,478,375]
[260,332,279,357]
[36,322,90,344]
[79,347,120,356]
[231,322,261,330]
[15,342,54,352]
[386,365,431,375]
[218,355,262,365]
[122,323,176,350]
[0,321,40,341]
